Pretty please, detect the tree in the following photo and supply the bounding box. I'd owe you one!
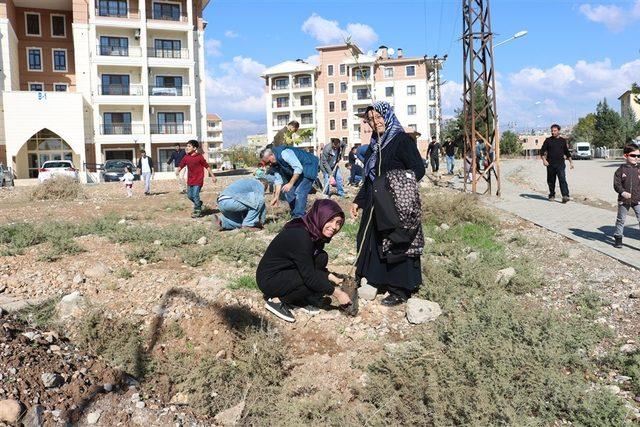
[594,99,624,148]
[621,107,640,144]
[283,127,315,146]
[571,113,597,143]
[223,146,260,167]
[500,130,521,155]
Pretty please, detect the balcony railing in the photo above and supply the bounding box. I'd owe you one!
[272,102,289,108]
[293,82,312,89]
[271,84,289,91]
[273,121,289,127]
[97,45,142,57]
[292,100,313,107]
[95,6,138,18]
[300,119,314,125]
[149,86,191,96]
[98,84,143,96]
[352,74,370,82]
[100,124,145,135]
[149,11,188,22]
[147,48,189,59]
[150,123,192,134]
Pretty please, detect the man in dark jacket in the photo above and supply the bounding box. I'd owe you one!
[136,150,154,195]
[271,121,300,147]
[167,143,187,192]
[320,138,345,197]
[442,139,456,174]
[540,124,574,203]
[612,144,640,248]
[426,136,441,173]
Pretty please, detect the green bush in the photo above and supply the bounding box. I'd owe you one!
[228,275,258,291]
[126,246,162,263]
[180,246,213,267]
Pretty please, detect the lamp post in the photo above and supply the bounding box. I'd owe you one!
[494,30,528,47]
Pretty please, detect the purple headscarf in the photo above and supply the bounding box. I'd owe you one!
[284,199,345,244]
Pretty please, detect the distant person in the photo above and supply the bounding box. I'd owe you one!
[442,139,456,175]
[136,150,154,195]
[427,136,441,173]
[271,120,300,147]
[540,124,574,203]
[259,146,319,219]
[256,199,352,322]
[214,178,268,230]
[167,143,187,193]
[119,165,135,198]
[320,138,345,197]
[612,144,640,248]
[176,140,216,218]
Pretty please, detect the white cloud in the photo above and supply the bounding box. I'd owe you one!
[205,56,267,118]
[440,81,463,118]
[301,13,378,48]
[224,30,239,38]
[304,54,320,66]
[205,39,222,57]
[579,0,640,32]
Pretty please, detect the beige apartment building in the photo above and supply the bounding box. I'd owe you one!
[206,113,222,164]
[261,44,444,152]
[0,0,210,181]
[619,89,640,122]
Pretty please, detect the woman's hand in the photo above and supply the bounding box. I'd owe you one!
[350,203,359,219]
[328,273,343,285]
[333,288,352,306]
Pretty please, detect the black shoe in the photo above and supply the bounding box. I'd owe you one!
[614,236,623,248]
[561,196,570,204]
[548,194,555,200]
[265,300,295,322]
[380,293,407,307]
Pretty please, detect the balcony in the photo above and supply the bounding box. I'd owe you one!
[272,101,289,109]
[148,48,189,59]
[100,124,145,135]
[292,82,313,90]
[98,85,144,96]
[97,45,142,57]
[95,6,139,19]
[150,123,192,134]
[149,11,188,22]
[292,100,313,109]
[273,121,289,127]
[149,86,191,96]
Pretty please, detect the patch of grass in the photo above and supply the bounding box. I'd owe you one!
[162,202,188,213]
[600,346,640,395]
[115,267,133,279]
[264,218,286,234]
[37,238,85,262]
[340,221,360,240]
[228,275,258,291]
[0,223,46,250]
[180,246,213,267]
[15,298,60,328]
[508,234,528,247]
[421,192,497,227]
[571,288,606,319]
[126,246,162,263]
[209,234,267,266]
[30,176,84,201]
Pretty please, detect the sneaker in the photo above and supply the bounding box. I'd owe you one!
[265,300,296,323]
[380,293,407,307]
[561,196,570,204]
[614,236,623,249]
[548,194,555,201]
[293,305,320,315]
[191,210,202,218]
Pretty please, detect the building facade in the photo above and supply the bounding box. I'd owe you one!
[0,0,210,180]
[619,89,640,122]
[206,113,222,165]
[262,44,444,153]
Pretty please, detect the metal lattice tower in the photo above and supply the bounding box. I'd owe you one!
[462,0,501,195]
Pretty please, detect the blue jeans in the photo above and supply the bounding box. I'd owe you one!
[218,198,266,230]
[323,169,344,197]
[614,203,640,238]
[186,185,202,211]
[445,155,455,174]
[141,172,152,193]
[285,177,313,218]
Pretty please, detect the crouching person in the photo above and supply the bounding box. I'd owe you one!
[214,178,269,230]
[256,199,352,322]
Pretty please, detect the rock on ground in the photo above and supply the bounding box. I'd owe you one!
[41,372,64,388]
[406,298,442,325]
[214,400,245,426]
[196,236,208,246]
[496,267,516,285]
[85,262,110,279]
[358,280,377,301]
[87,410,101,424]
[57,291,87,320]
[0,399,22,423]
[22,404,44,427]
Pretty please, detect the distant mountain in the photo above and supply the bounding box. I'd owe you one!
[221,119,267,147]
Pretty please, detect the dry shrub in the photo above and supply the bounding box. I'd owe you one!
[421,192,496,227]
[30,176,83,200]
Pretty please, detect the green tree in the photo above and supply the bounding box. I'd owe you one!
[500,130,521,155]
[571,113,597,143]
[223,146,260,167]
[283,127,315,146]
[594,99,624,148]
[621,107,640,144]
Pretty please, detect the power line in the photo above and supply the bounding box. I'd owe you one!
[436,0,445,53]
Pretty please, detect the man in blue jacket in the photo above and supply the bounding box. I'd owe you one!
[260,146,319,218]
[215,178,268,230]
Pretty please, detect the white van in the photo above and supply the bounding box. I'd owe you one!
[572,142,592,160]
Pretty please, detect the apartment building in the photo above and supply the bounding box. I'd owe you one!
[262,44,444,152]
[0,0,210,181]
[206,113,222,164]
[619,89,640,122]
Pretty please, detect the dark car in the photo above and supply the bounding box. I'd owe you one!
[101,160,140,182]
[0,164,14,187]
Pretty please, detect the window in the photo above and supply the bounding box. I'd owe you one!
[300,95,312,106]
[383,67,393,78]
[342,137,348,146]
[29,82,44,91]
[341,119,348,129]
[385,87,394,97]
[27,48,42,71]
[156,112,185,133]
[406,65,416,76]
[407,85,416,95]
[26,129,73,178]
[52,49,67,72]
[25,13,40,36]
[329,120,335,131]
[301,113,313,125]
[354,67,369,80]
[340,82,347,93]
[153,2,181,21]
[274,78,288,90]
[408,124,417,131]
[98,0,128,17]
[100,36,129,56]
[429,107,436,119]
[297,75,311,88]
[408,105,416,115]
[328,83,334,94]
[357,107,367,114]
[327,64,334,76]
[54,84,68,92]
[276,114,289,126]
[103,112,132,135]
[153,39,182,58]
[429,88,436,100]
[51,14,66,37]
[275,96,288,108]
[356,88,368,100]
[154,75,183,95]
[101,74,130,95]
[341,100,347,111]
[339,64,346,75]
[158,148,176,172]
[329,101,335,112]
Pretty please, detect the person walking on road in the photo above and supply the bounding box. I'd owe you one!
[320,138,345,197]
[427,136,441,173]
[612,144,640,248]
[167,143,187,193]
[442,139,456,175]
[136,150,154,195]
[176,140,216,218]
[540,124,574,203]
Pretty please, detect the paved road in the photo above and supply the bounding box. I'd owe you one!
[486,160,640,269]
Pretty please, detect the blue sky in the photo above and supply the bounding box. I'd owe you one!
[202,0,640,143]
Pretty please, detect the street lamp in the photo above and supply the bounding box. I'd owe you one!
[494,30,528,47]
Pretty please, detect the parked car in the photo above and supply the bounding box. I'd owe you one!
[0,164,14,187]
[571,141,592,160]
[101,159,140,182]
[37,160,79,183]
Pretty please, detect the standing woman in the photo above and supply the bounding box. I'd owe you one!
[350,101,426,306]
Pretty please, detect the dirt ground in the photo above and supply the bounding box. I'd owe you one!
[0,175,638,425]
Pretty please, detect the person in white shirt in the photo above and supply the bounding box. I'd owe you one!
[119,166,135,197]
[136,150,155,195]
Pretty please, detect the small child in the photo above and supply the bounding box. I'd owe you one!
[612,144,640,248]
[120,166,134,198]
[176,140,216,218]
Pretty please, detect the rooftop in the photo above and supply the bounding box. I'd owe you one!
[261,60,317,77]
[207,113,221,121]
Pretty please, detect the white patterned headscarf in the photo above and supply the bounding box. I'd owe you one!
[364,101,405,181]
